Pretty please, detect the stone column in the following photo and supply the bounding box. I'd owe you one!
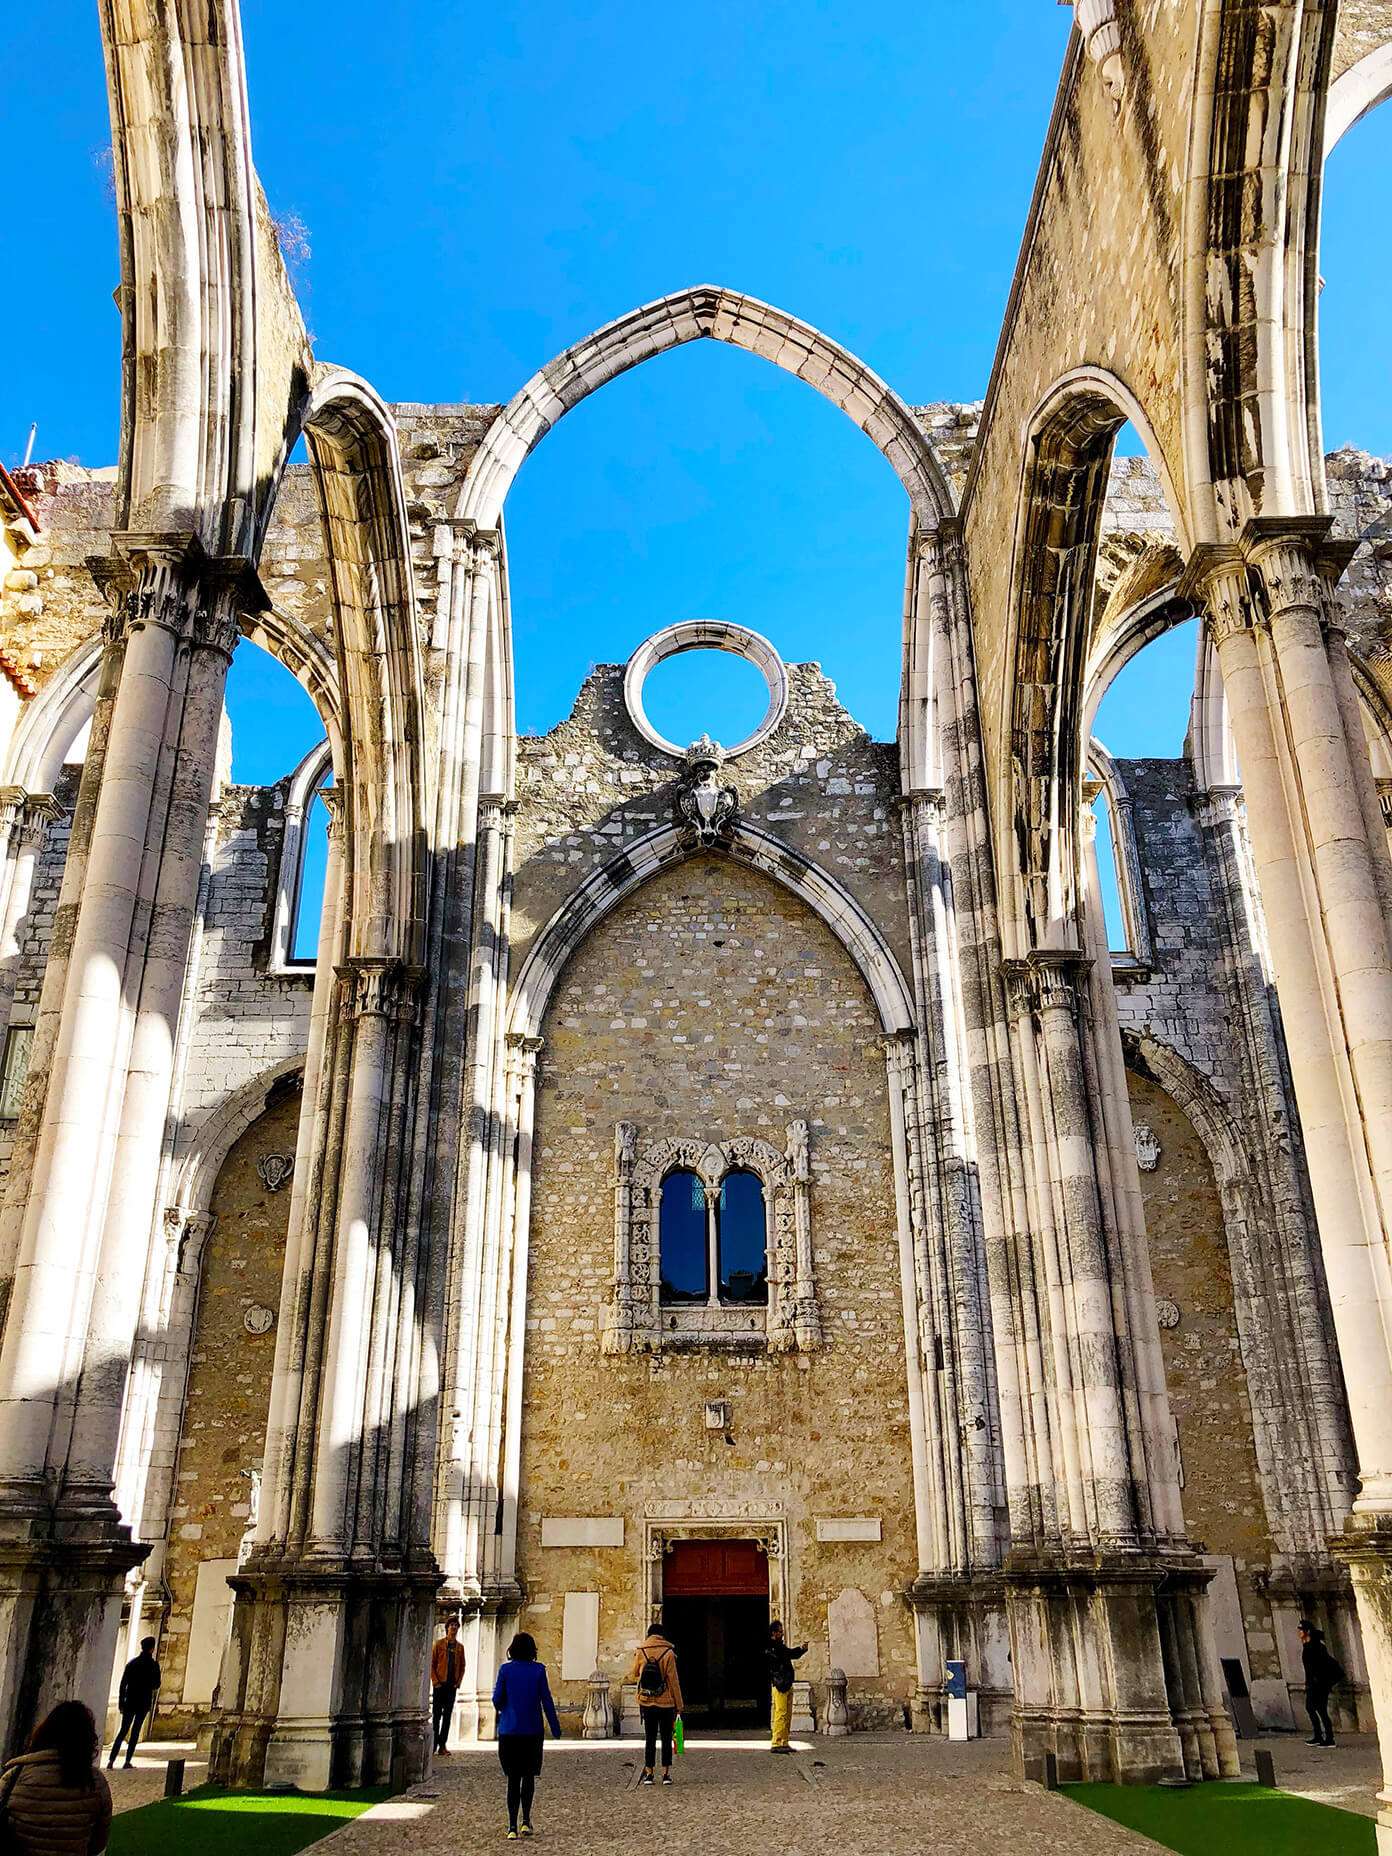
[0,534,260,1752]
[1188,522,1392,1845]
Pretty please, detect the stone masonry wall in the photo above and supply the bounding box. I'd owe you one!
[519,854,918,1730]
[512,661,910,988]
[157,1090,299,1724]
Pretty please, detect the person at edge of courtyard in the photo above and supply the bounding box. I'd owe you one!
[492,1632,562,1840]
[765,1620,808,1754]
[0,1702,112,1856]
[106,1635,160,1770]
[631,1617,683,1787]
[431,1616,467,1756]
[1299,1619,1344,1748]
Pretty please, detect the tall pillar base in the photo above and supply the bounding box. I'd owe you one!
[1004,1551,1239,1785]
[908,1572,1012,1736]
[0,1494,148,1756]
[1332,1519,1392,1852]
[207,1553,442,1792]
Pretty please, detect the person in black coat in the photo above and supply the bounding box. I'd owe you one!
[108,1637,161,1769]
[1299,1619,1344,1747]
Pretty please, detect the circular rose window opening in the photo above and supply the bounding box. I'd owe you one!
[623,622,789,760]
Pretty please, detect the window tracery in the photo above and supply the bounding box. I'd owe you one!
[606,1122,820,1353]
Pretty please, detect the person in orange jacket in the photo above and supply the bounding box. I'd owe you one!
[431,1616,467,1754]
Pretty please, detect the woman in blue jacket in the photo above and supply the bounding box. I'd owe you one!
[492,1632,562,1837]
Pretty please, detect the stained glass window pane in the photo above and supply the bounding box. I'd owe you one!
[718,1169,767,1304]
[659,1169,708,1303]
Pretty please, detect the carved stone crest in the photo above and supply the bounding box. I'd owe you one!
[257,1151,295,1193]
[1133,1125,1161,1172]
[1155,1299,1181,1330]
[676,737,738,846]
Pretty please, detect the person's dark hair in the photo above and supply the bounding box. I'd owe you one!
[508,1632,538,1662]
[649,1614,666,1636]
[28,1701,98,1790]
[140,1637,156,1652]
[769,1620,784,1635]
[444,1616,460,1633]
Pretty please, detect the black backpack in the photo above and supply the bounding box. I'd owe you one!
[638,1651,666,1698]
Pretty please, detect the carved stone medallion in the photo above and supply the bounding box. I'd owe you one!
[257,1151,294,1193]
[1134,1125,1161,1172]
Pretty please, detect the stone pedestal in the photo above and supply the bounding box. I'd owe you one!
[1333,1522,1392,1853]
[791,1679,815,1735]
[1004,1553,1238,1786]
[207,1558,440,1792]
[0,1498,148,1755]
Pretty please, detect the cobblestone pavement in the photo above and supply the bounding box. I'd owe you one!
[100,1737,207,1814]
[315,1735,1168,1856]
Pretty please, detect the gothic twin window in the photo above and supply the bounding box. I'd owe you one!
[607,1124,820,1353]
[658,1167,768,1307]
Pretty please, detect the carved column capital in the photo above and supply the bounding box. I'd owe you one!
[505,1032,545,1082]
[0,788,61,851]
[338,958,427,1023]
[878,1028,918,1082]
[1182,543,1258,648]
[1003,950,1091,1019]
[320,783,345,843]
[89,533,268,654]
[1192,783,1246,831]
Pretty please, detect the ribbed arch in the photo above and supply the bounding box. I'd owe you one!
[457,286,954,531]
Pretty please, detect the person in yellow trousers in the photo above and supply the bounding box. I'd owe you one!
[765,1620,808,1753]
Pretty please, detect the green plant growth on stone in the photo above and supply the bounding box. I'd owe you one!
[106,1787,390,1856]
[1066,1781,1375,1856]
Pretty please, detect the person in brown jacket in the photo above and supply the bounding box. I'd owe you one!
[630,1618,683,1786]
[431,1616,467,1754]
[0,1701,112,1856]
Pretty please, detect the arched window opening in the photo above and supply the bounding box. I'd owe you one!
[290,769,333,964]
[717,1169,768,1305]
[224,638,327,786]
[269,740,335,973]
[1320,104,1392,457]
[659,1169,709,1304]
[1089,786,1129,954]
[506,341,908,745]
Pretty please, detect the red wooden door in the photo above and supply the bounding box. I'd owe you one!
[662,1538,769,1597]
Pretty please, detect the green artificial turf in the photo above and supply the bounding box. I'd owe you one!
[106,1785,390,1856]
[1066,1781,1375,1856]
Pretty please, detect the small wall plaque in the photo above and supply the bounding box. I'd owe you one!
[243,1304,276,1335]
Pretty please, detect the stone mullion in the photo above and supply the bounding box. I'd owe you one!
[920,530,1045,1546]
[1326,622,1392,938]
[1193,787,1353,1553]
[351,980,423,1558]
[1028,956,1135,1543]
[883,1031,949,1573]
[898,793,976,1572]
[468,805,520,1599]
[259,791,348,1549]
[454,798,510,1594]
[425,528,496,1589]
[495,1034,543,1593]
[1006,975,1091,1541]
[1079,806,1183,1542]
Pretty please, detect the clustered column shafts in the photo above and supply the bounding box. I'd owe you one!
[0,534,259,1751]
[1189,521,1392,1834]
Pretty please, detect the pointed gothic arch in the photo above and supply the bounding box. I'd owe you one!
[457,286,955,532]
[507,818,916,1043]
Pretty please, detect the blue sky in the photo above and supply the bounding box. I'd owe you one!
[6,3,1390,789]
